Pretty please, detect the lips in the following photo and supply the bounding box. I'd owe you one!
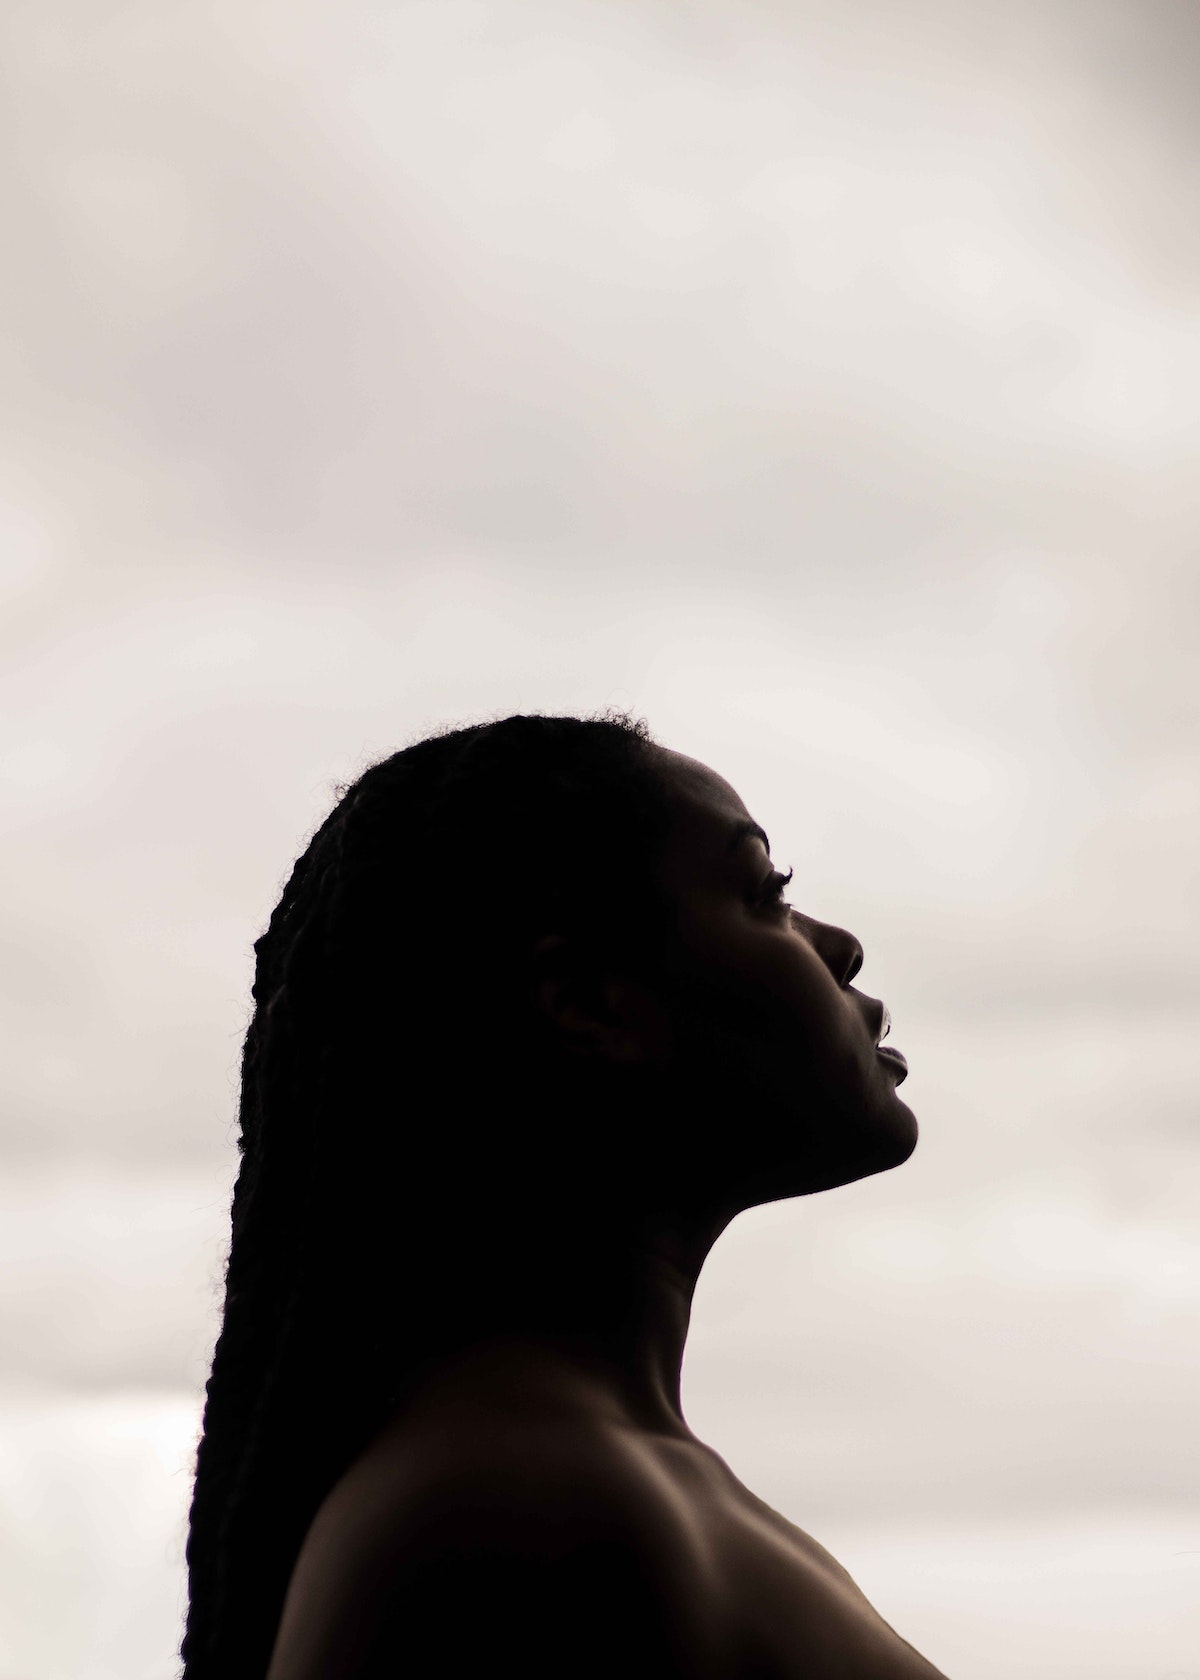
[875,1044,908,1082]
[863,999,907,1081]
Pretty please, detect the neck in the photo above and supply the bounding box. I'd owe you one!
[393,1202,731,1443]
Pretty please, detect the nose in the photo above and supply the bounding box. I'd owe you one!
[795,912,863,987]
[833,927,864,988]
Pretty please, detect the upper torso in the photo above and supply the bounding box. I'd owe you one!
[267,1401,951,1680]
[628,1428,946,1678]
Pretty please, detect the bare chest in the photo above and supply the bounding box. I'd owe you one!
[289,1418,949,1680]
[658,1446,950,1680]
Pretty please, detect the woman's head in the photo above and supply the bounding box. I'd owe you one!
[182,711,682,1679]
[610,745,917,1207]
[181,710,916,1680]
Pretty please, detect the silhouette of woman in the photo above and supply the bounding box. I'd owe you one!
[181,711,948,1679]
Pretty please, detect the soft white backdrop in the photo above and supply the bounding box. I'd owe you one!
[2,2,1198,1677]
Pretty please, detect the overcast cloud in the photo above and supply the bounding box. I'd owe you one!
[2,2,1198,1676]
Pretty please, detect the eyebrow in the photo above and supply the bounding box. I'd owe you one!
[726,820,771,856]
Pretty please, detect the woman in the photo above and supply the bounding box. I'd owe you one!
[182,710,947,1679]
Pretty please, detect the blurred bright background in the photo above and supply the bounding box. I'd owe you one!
[3,1,1199,1676]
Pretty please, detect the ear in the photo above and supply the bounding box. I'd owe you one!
[532,935,671,1068]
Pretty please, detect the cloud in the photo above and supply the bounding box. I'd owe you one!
[1,2,1198,1675]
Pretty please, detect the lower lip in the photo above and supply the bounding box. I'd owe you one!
[876,1045,909,1080]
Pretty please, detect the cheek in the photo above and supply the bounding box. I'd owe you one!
[734,924,839,1029]
[725,930,869,1105]
[671,914,842,1050]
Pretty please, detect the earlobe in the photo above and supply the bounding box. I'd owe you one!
[534,970,634,1063]
[532,936,664,1067]
[534,972,608,1059]
[533,933,608,1059]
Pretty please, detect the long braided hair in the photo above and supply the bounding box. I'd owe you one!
[179,710,679,1680]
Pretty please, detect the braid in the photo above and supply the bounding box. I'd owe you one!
[180,711,673,1679]
[181,823,347,1678]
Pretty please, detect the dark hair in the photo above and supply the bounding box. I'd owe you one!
[180,710,678,1680]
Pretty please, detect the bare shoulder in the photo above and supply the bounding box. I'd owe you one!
[267,1412,953,1680]
[266,1416,730,1680]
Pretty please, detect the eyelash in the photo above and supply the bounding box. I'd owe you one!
[759,867,795,911]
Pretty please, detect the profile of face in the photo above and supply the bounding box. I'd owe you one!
[537,746,918,1225]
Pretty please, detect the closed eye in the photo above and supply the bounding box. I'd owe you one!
[758,867,795,911]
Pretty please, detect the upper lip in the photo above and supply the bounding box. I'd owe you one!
[853,993,895,1046]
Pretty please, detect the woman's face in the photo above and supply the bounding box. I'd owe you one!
[640,747,918,1210]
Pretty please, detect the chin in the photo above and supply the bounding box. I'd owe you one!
[858,1111,919,1178]
[853,1080,919,1159]
[780,1095,920,1200]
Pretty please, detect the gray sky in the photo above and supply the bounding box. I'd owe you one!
[2,2,1198,1676]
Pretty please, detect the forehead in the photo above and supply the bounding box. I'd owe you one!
[650,747,762,869]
